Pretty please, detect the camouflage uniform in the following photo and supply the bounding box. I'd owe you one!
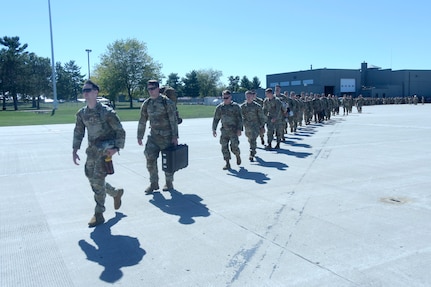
[356,96,364,113]
[254,96,266,144]
[304,96,313,124]
[312,95,323,122]
[342,96,349,115]
[137,95,179,188]
[212,102,243,161]
[73,103,126,214]
[295,96,304,127]
[263,97,284,146]
[286,96,297,132]
[240,101,265,158]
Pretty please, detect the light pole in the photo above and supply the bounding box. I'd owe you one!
[85,49,92,79]
[48,0,58,112]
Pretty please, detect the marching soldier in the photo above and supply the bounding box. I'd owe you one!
[212,90,243,170]
[241,90,265,162]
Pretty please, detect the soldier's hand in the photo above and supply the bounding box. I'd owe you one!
[212,130,217,137]
[138,139,143,146]
[106,148,117,157]
[237,130,242,137]
[73,152,80,165]
[172,137,178,146]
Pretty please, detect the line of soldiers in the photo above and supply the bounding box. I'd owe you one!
[212,85,357,170]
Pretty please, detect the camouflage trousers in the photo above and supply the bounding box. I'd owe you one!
[244,126,259,156]
[296,111,304,126]
[287,115,296,132]
[144,133,174,186]
[85,146,121,214]
[266,120,284,143]
[219,128,240,160]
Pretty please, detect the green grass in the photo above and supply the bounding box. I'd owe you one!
[0,101,216,127]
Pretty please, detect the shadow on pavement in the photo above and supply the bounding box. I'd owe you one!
[253,155,289,170]
[78,212,145,283]
[227,166,270,184]
[149,189,210,224]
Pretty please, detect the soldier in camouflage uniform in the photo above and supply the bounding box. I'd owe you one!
[285,91,297,132]
[274,85,288,141]
[240,90,265,162]
[73,80,126,227]
[303,94,313,125]
[138,80,179,194]
[312,93,323,122]
[342,94,349,115]
[212,90,243,170]
[263,88,285,149]
[356,94,365,113]
[252,91,266,146]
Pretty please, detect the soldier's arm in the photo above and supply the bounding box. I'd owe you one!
[107,110,126,150]
[137,101,149,142]
[167,100,179,142]
[72,111,85,150]
[72,112,85,165]
[212,106,221,132]
[236,105,243,131]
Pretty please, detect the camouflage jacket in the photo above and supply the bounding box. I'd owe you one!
[240,101,265,129]
[212,102,243,132]
[137,95,179,140]
[263,97,284,122]
[73,103,125,150]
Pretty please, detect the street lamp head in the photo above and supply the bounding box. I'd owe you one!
[85,49,92,53]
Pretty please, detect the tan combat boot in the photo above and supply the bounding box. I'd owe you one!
[145,183,159,194]
[222,160,231,170]
[114,188,124,210]
[162,181,174,191]
[236,154,241,165]
[265,143,272,150]
[88,213,105,228]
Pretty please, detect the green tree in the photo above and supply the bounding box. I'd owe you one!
[239,75,252,92]
[55,61,84,102]
[182,70,200,98]
[0,36,28,110]
[165,73,183,97]
[196,69,223,98]
[55,63,67,101]
[21,53,51,108]
[251,76,261,89]
[95,38,162,108]
[227,75,240,92]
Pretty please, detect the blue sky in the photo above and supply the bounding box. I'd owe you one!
[2,0,430,86]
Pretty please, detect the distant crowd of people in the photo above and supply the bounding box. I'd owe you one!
[211,85,372,169]
[359,94,425,105]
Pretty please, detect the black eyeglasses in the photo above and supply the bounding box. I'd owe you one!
[147,86,158,91]
[82,88,93,93]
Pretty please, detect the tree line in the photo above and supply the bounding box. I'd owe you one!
[0,36,261,110]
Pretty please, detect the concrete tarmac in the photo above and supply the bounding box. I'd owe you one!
[1,104,430,287]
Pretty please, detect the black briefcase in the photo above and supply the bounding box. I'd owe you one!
[162,144,189,173]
